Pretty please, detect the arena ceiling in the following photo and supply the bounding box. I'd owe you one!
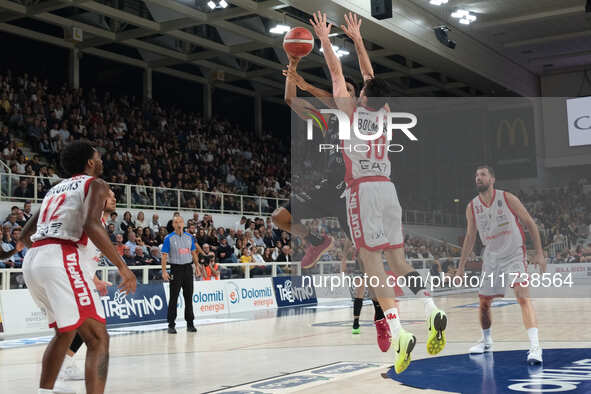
[0,0,589,100]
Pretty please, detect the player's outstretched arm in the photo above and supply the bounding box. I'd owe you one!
[504,192,546,272]
[456,202,477,277]
[342,12,374,82]
[84,179,137,294]
[283,67,335,107]
[310,11,355,116]
[284,55,317,121]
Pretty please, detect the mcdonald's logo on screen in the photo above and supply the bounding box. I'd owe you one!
[496,118,529,149]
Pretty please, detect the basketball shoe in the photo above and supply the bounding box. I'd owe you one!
[374,318,391,352]
[394,328,416,374]
[301,235,333,269]
[527,345,543,365]
[469,338,493,353]
[426,309,447,355]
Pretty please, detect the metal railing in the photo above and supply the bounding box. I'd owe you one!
[0,173,287,216]
[0,258,463,290]
[0,172,465,226]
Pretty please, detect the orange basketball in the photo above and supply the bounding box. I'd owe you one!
[283,27,314,58]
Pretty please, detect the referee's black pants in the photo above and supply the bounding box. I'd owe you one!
[167,264,195,327]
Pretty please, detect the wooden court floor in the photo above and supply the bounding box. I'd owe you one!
[2,294,590,393]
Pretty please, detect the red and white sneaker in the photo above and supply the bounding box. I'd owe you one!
[301,235,334,269]
[375,318,392,352]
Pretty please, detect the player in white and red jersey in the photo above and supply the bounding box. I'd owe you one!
[456,165,545,364]
[311,11,446,374]
[57,188,117,385]
[21,141,136,394]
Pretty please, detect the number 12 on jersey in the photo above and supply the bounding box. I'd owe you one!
[41,194,67,224]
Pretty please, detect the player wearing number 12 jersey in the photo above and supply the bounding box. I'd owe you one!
[21,141,136,394]
[311,11,446,374]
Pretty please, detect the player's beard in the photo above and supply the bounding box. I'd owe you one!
[476,182,489,193]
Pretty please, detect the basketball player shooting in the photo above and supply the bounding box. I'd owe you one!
[310,11,446,374]
[20,141,137,394]
[456,165,545,364]
[281,54,391,350]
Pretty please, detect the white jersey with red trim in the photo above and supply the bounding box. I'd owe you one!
[77,216,105,277]
[471,189,524,256]
[341,106,391,185]
[31,175,96,243]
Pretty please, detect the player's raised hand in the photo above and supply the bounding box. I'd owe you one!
[287,54,300,67]
[309,11,332,40]
[118,265,137,294]
[341,12,362,42]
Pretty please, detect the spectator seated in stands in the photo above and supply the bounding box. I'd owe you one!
[122,246,135,266]
[275,245,293,274]
[251,247,271,277]
[217,238,237,264]
[13,178,33,198]
[107,224,117,243]
[134,247,148,266]
[199,243,220,280]
[125,231,138,254]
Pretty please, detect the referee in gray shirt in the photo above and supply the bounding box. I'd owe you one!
[161,216,203,334]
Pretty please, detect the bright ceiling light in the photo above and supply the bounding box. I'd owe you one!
[429,0,448,5]
[269,24,290,34]
[207,1,216,9]
[452,9,476,24]
[451,9,469,18]
[219,0,228,8]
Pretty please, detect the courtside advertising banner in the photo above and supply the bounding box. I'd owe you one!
[226,278,276,313]
[0,289,49,336]
[100,283,167,325]
[272,276,317,308]
[164,280,229,319]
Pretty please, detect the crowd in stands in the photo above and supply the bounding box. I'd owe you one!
[518,181,591,250]
[0,69,290,213]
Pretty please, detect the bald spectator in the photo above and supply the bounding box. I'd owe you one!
[149,214,160,233]
[125,232,138,254]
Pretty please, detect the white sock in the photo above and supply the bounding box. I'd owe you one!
[384,307,402,339]
[64,354,74,365]
[38,389,53,393]
[527,327,539,347]
[483,328,492,343]
[423,297,437,320]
